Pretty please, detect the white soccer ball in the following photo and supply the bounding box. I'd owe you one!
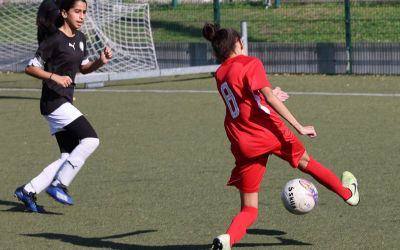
[281,178,318,215]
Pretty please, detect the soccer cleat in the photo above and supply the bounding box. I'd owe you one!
[14,186,45,213]
[46,184,74,205]
[342,171,360,206]
[211,234,231,250]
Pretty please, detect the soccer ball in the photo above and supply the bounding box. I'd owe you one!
[281,178,318,215]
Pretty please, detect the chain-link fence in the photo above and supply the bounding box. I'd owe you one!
[129,0,400,74]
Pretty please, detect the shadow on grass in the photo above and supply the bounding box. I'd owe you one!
[0,199,63,215]
[247,228,287,236]
[235,228,312,247]
[22,228,311,249]
[0,95,40,100]
[22,231,209,250]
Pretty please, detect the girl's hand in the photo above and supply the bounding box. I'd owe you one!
[297,125,317,138]
[272,86,289,102]
[51,74,73,88]
[100,47,112,64]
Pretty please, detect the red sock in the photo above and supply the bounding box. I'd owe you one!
[226,206,258,247]
[301,157,351,200]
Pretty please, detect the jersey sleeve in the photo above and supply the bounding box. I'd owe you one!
[245,58,272,91]
[27,38,54,69]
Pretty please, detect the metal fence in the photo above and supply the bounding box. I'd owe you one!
[142,0,400,74]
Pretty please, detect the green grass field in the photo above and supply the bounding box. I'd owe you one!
[1,74,399,249]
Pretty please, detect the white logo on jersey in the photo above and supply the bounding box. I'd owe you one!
[79,41,84,52]
[68,42,76,50]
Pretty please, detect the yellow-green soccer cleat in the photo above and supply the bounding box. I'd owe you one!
[211,234,231,250]
[341,171,360,206]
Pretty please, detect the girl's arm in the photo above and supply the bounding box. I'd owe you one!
[80,47,112,74]
[25,65,73,88]
[260,86,317,138]
[272,86,289,102]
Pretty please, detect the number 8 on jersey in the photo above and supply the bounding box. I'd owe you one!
[220,82,239,119]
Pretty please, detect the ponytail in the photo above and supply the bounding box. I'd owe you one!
[202,23,219,42]
[202,23,241,62]
[36,0,61,44]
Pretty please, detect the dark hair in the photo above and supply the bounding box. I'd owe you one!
[36,0,87,44]
[58,0,87,14]
[36,0,61,44]
[57,0,87,26]
[202,23,241,62]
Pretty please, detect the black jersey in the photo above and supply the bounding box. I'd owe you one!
[30,30,89,115]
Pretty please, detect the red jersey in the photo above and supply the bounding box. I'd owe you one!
[215,55,292,162]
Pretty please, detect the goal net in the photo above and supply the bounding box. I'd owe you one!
[0,0,158,73]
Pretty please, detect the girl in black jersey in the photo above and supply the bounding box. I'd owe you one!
[14,0,112,213]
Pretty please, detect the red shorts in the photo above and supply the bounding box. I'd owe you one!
[227,133,306,193]
[227,154,268,193]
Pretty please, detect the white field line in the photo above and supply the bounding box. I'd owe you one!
[0,88,399,97]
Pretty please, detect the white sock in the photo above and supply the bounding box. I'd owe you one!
[55,138,99,187]
[24,153,69,194]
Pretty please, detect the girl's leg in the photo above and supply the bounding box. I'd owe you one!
[212,193,258,250]
[23,153,69,194]
[15,151,70,213]
[54,137,99,186]
[52,115,99,187]
[212,156,267,249]
[46,116,99,205]
[226,192,259,246]
[298,151,352,201]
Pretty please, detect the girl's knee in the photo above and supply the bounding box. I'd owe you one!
[60,153,70,160]
[81,137,100,153]
[298,151,310,170]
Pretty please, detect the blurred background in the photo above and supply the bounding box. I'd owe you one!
[139,0,400,74]
[1,0,399,75]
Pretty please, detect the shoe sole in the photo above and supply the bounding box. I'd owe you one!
[211,238,222,250]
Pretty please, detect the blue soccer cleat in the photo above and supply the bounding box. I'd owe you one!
[14,186,45,213]
[46,184,74,205]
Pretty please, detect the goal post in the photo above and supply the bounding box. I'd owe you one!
[83,0,158,72]
[0,0,158,73]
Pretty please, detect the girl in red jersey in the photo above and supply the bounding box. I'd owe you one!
[202,23,359,250]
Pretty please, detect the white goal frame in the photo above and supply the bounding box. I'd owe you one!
[0,0,158,74]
